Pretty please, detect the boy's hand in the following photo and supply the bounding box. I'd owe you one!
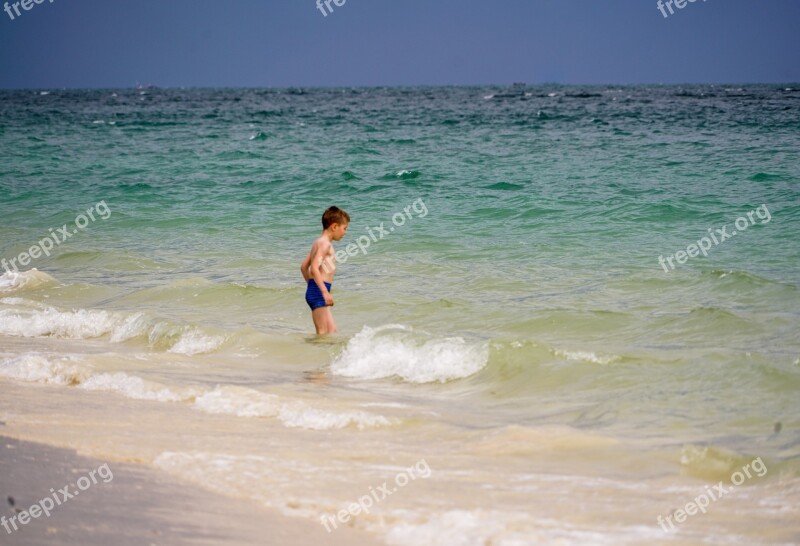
[324,292,334,306]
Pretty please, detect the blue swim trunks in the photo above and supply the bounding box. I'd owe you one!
[305,279,332,311]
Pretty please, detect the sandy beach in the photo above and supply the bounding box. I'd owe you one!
[0,380,383,546]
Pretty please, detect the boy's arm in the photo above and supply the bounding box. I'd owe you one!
[300,250,312,282]
[308,240,334,305]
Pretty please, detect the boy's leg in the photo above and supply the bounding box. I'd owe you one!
[325,307,337,334]
[311,307,335,335]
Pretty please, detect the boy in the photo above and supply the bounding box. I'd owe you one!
[300,206,349,335]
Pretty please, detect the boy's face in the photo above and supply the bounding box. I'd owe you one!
[331,222,348,241]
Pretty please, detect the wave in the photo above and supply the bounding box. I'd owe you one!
[248,131,270,141]
[194,385,280,417]
[468,424,618,456]
[340,170,361,180]
[0,353,395,431]
[331,324,489,383]
[749,172,787,182]
[679,445,770,482]
[194,385,395,430]
[80,372,195,402]
[0,353,86,385]
[553,349,621,365]
[0,297,226,355]
[278,404,392,431]
[706,269,797,290]
[0,298,117,339]
[52,250,166,271]
[483,182,524,191]
[330,326,635,389]
[0,269,58,293]
[382,169,421,180]
[168,329,227,356]
[384,507,660,546]
[116,277,293,311]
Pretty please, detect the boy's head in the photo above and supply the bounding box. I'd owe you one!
[322,206,349,240]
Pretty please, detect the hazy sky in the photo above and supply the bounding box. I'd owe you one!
[1,0,798,88]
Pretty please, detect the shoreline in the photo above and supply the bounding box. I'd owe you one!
[0,432,384,546]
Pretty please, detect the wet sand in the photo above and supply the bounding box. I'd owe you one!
[0,433,383,545]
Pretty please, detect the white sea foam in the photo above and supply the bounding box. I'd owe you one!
[108,312,150,343]
[80,372,192,402]
[278,404,392,431]
[554,349,620,365]
[0,353,383,429]
[194,385,281,417]
[0,353,87,385]
[168,329,226,355]
[0,304,117,339]
[194,385,394,430]
[0,297,48,309]
[385,510,510,546]
[0,269,55,293]
[331,324,488,383]
[0,298,225,355]
[384,509,642,546]
[0,271,28,292]
[153,451,268,474]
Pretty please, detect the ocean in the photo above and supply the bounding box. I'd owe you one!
[1,85,799,544]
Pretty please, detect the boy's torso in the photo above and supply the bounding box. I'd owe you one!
[318,242,336,283]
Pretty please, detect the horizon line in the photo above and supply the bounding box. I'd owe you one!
[1,82,798,92]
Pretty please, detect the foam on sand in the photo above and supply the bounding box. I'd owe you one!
[383,508,657,546]
[0,353,87,385]
[193,385,282,417]
[80,372,195,402]
[194,385,395,430]
[0,355,393,431]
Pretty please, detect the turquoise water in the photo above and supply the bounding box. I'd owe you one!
[1,85,799,544]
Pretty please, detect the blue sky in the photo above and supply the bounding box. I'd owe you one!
[0,0,798,88]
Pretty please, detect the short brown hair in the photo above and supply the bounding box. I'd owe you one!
[322,206,350,229]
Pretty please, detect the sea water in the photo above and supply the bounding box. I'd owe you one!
[1,85,799,544]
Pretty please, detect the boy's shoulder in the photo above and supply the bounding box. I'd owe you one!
[312,234,331,250]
